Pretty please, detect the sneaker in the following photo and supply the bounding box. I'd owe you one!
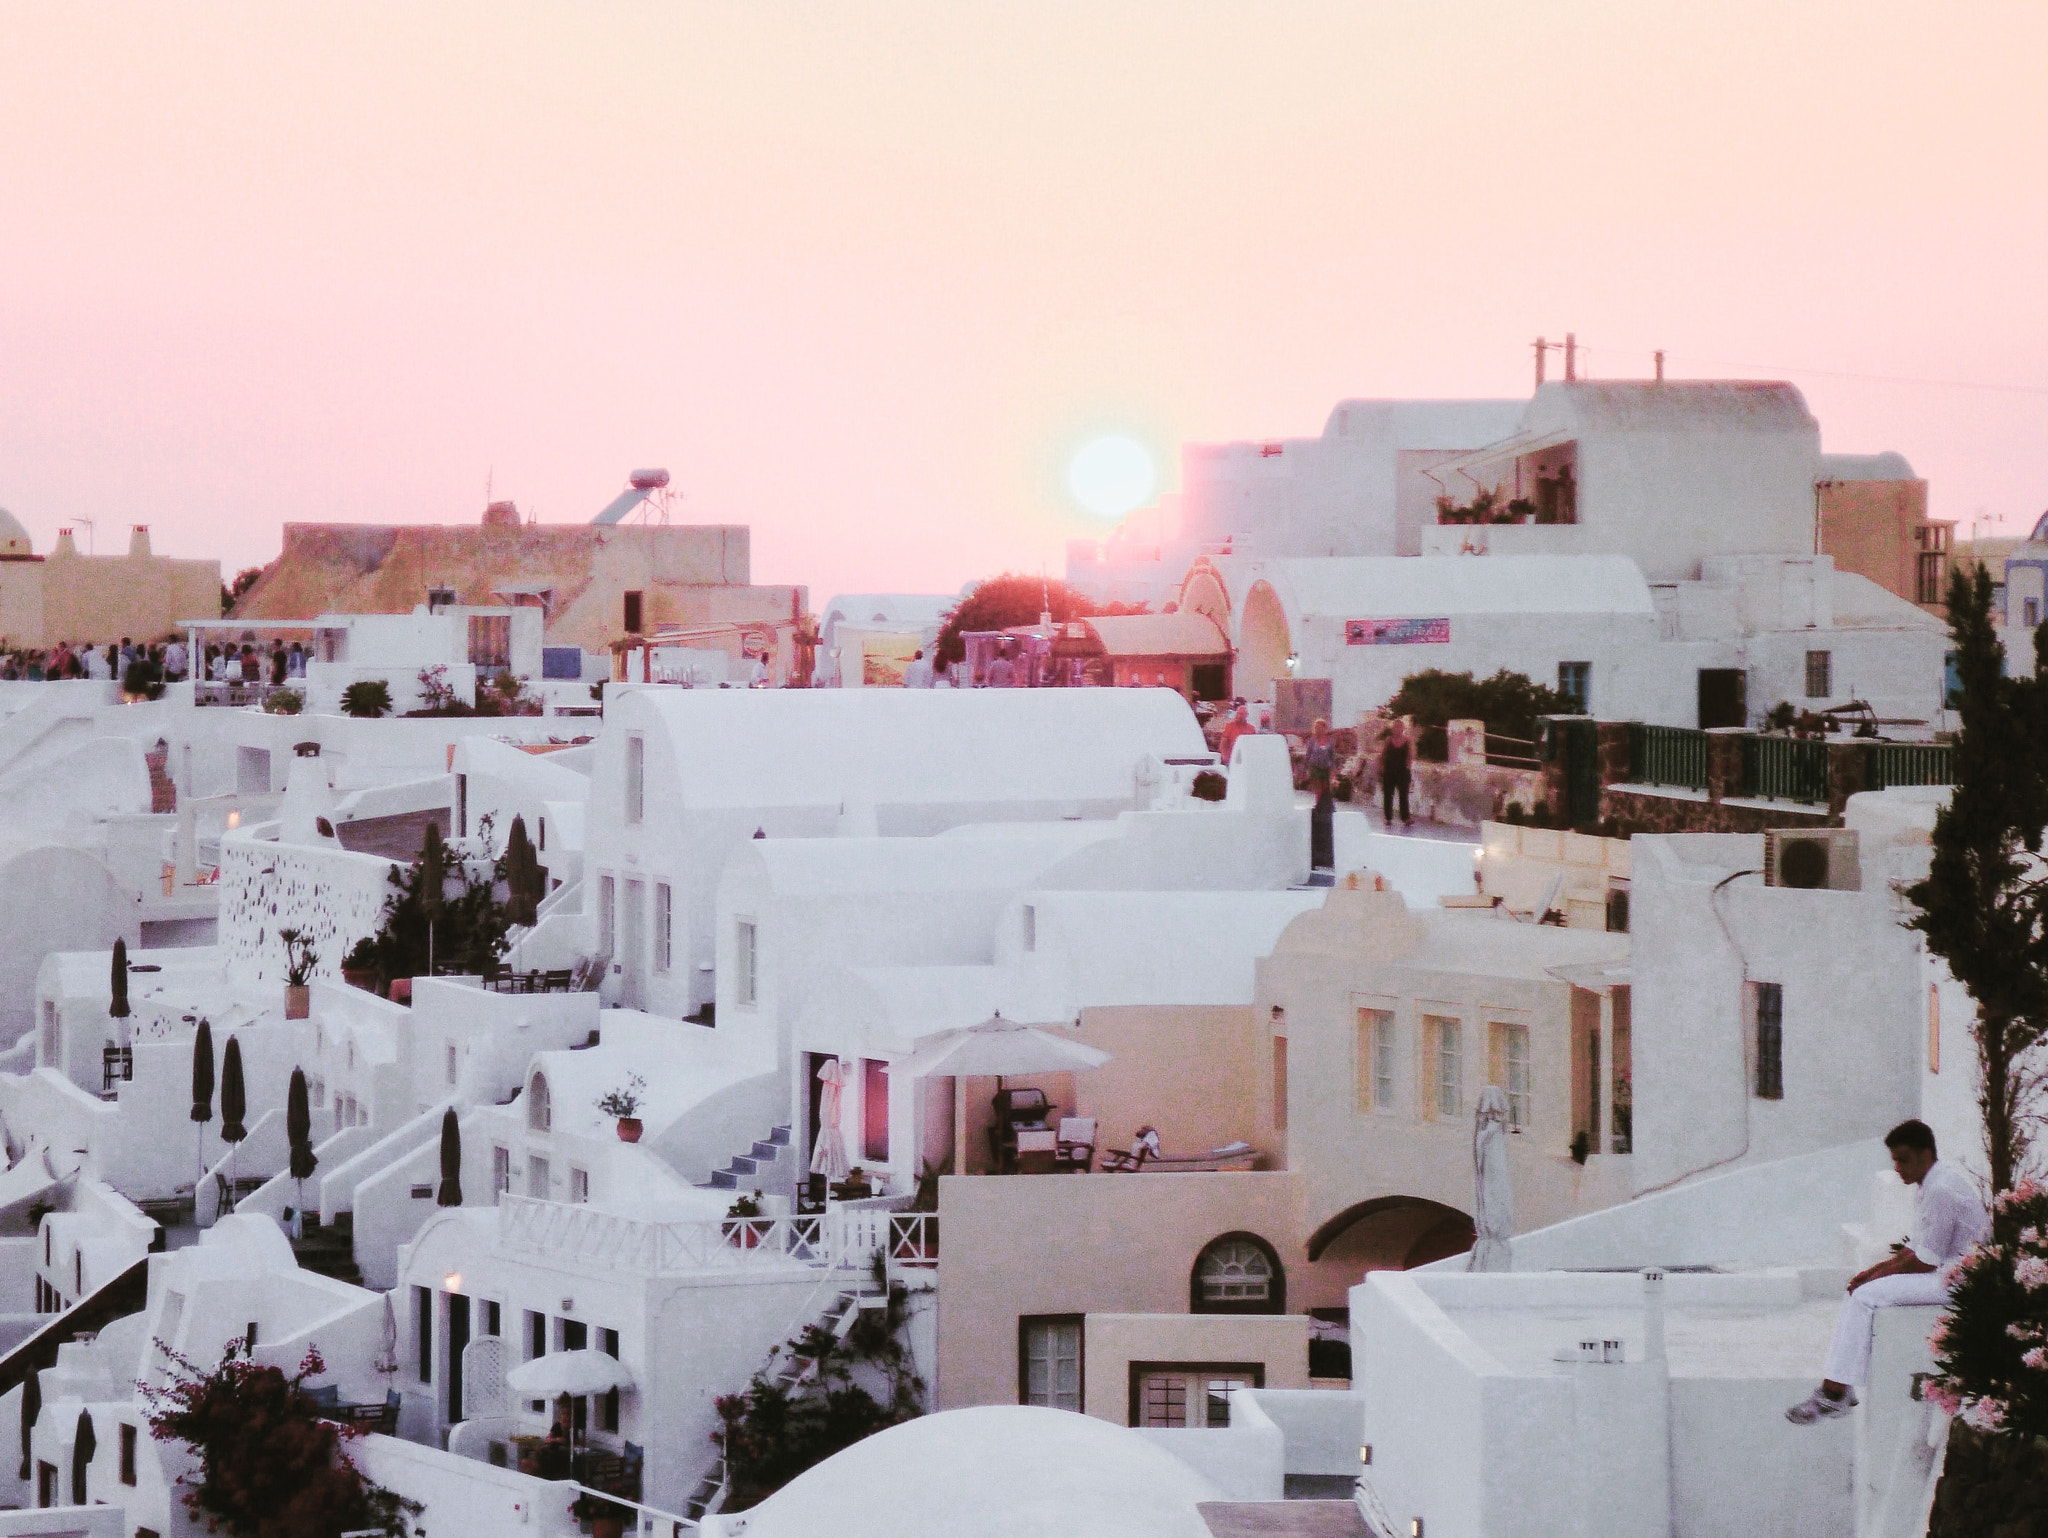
[1785,1388,1857,1424]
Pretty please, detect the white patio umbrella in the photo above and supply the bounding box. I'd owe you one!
[1468,1084,1514,1272]
[896,1014,1113,1175]
[506,1349,638,1399]
[809,1058,851,1183]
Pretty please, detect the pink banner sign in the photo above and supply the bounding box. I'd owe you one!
[1345,617,1451,646]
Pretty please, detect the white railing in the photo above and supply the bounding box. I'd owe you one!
[555,1480,696,1537]
[496,1196,938,1276]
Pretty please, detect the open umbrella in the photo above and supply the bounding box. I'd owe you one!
[808,1059,849,1184]
[109,938,130,1020]
[897,1014,1112,1176]
[190,1019,214,1189]
[70,1409,92,1506]
[219,1036,247,1210]
[506,1349,637,1399]
[287,1068,317,1239]
[1468,1085,1513,1273]
[18,1368,38,1480]
[436,1108,462,1206]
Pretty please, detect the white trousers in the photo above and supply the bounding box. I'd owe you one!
[1821,1271,1950,1387]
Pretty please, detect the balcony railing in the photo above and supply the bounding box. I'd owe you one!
[1867,742,1954,790]
[495,1195,936,1276]
[1627,723,1709,791]
[1742,735,1828,804]
[193,680,300,709]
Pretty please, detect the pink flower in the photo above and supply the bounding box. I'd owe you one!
[2015,1255,2048,1289]
[1960,1397,2006,1432]
[2024,1346,2048,1371]
[1924,1380,1963,1414]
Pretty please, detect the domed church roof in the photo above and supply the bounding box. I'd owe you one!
[0,508,31,558]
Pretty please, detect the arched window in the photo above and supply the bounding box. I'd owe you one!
[1191,1233,1285,1315]
[528,1073,551,1132]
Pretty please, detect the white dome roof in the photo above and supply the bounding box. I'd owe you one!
[731,1406,1222,1538]
[0,508,30,558]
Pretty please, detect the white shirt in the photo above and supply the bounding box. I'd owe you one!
[1909,1159,1989,1266]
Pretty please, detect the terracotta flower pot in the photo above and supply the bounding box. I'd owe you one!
[616,1117,642,1143]
[341,967,377,994]
[591,1515,625,1538]
[284,984,310,1020]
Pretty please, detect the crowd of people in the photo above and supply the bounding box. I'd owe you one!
[0,636,314,688]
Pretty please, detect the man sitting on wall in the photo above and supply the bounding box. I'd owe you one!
[1785,1119,1987,1423]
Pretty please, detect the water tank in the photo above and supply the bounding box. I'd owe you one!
[629,468,671,491]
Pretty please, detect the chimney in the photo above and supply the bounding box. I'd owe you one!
[1564,334,1578,383]
[53,528,77,558]
[128,524,152,558]
[1654,350,1666,383]
[1534,337,1547,388]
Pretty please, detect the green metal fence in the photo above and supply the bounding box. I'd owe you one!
[1867,742,1954,790]
[1743,735,1828,803]
[1627,723,1710,791]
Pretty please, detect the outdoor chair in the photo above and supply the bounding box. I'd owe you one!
[1102,1127,1259,1174]
[1053,1117,1096,1173]
[543,968,573,992]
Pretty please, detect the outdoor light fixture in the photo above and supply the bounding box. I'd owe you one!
[1359,1444,1372,1465]
[1411,1523,1424,1538]
[225,810,240,829]
[561,1297,574,1311]
[443,1272,462,1291]
[1285,652,1301,674]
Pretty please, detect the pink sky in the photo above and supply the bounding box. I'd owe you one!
[2,2,2044,597]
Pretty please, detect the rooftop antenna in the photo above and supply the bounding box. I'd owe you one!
[1533,337,1564,389]
[70,517,95,554]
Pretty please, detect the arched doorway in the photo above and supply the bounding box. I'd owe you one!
[1237,581,1291,704]
[1307,1197,1476,1271]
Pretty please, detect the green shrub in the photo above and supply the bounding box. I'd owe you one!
[339,679,393,719]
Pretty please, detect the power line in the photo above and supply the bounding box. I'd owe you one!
[1575,344,2048,399]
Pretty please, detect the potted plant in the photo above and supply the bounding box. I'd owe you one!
[340,936,380,994]
[570,1491,627,1538]
[338,679,393,719]
[595,1073,647,1141]
[279,928,317,1019]
[723,1191,764,1249]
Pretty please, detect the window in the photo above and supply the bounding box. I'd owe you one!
[1272,1033,1288,1132]
[1755,983,1784,1100]
[655,883,672,973]
[119,1422,136,1485]
[415,1285,432,1382]
[570,1167,589,1204]
[455,773,468,838]
[1919,551,1947,606]
[493,1146,511,1199]
[528,1155,550,1197]
[1019,1316,1082,1411]
[1489,1022,1531,1130]
[1022,904,1036,952]
[467,614,511,670]
[1130,1365,1263,1429]
[863,1058,890,1164]
[310,1076,324,1108]
[1357,1008,1395,1113]
[735,919,758,1006]
[622,591,643,634]
[599,1327,621,1431]
[1804,651,1832,699]
[1424,1015,1462,1118]
[528,1073,551,1131]
[2028,598,2042,630]
[1557,661,1590,714]
[526,1309,546,1361]
[1192,1235,1284,1313]
[446,1043,458,1087]
[624,735,644,825]
[484,1300,501,1337]
[560,1319,588,1352]
[598,875,615,956]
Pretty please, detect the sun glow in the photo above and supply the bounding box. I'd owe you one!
[1068,435,1155,518]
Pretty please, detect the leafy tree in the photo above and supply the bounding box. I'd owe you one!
[1386,668,1575,759]
[219,565,266,617]
[370,820,511,982]
[1907,565,2048,1201]
[932,574,1144,669]
[142,1339,416,1538]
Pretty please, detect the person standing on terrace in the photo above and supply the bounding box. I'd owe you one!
[1786,1119,1987,1423]
[1379,715,1413,827]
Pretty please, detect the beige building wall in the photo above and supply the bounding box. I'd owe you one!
[1818,476,1946,616]
[1256,884,1633,1261]
[936,1170,1358,1410]
[1082,1313,1311,1424]
[237,517,805,661]
[0,527,220,649]
[1072,1005,1277,1170]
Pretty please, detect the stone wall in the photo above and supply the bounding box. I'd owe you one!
[1600,787,1834,836]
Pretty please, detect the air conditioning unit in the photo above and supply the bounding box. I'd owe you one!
[1764,828,1860,891]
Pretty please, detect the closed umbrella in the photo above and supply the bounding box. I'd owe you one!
[220,1036,247,1211]
[190,1019,214,1190]
[18,1368,38,1480]
[505,815,539,927]
[436,1108,462,1206]
[287,1068,317,1240]
[808,1059,849,1184]
[373,1290,400,1378]
[109,938,130,1020]
[1468,1085,1514,1273]
[70,1409,92,1506]
[419,821,445,977]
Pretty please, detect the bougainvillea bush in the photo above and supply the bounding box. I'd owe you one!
[1928,1179,2048,1439]
[142,1339,417,1538]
